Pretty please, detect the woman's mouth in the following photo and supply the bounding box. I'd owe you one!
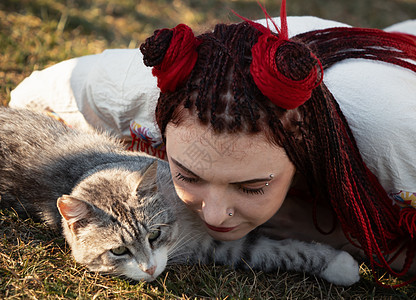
[205,222,236,232]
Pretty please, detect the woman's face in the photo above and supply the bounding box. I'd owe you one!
[165,118,296,241]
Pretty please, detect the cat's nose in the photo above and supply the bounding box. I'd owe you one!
[144,265,156,276]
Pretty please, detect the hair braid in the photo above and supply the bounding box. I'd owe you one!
[209,40,228,131]
[297,27,416,72]
[295,29,416,286]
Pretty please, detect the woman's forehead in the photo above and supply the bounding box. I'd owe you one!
[166,118,287,162]
[169,118,274,145]
[166,121,293,183]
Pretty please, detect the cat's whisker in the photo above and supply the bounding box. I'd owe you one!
[149,223,170,230]
[167,237,192,258]
[147,208,169,224]
[169,230,196,248]
[166,230,206,261]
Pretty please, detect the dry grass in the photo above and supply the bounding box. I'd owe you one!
[2,209,415,299]
[1,0,416,298]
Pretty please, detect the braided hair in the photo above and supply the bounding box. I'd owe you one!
[140,11,416,286]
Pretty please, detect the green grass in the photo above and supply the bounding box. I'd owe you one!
[1,0,416,298]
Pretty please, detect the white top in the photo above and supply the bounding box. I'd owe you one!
[9,17,416,195]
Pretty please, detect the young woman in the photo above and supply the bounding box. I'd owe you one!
[9,3,416,286]
[138,2,416,286]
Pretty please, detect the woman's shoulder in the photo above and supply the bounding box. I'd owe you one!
[325,58,416,193]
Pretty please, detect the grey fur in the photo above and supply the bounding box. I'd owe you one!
[0,107,360,285]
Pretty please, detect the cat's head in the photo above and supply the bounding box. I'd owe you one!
[57,160,178,281]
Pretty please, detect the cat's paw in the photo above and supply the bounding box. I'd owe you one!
[320,251,360,286]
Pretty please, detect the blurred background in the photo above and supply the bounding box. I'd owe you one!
[1,0,415,105]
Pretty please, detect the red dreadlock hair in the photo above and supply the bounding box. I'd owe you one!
[140,0,416,287]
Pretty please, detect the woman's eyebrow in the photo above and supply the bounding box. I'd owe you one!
[170,157,200,177]
[171,156,271,184]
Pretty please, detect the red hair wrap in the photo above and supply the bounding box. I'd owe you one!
[238,0,323,109]
[250,33,323,109]
[150,24,200,93]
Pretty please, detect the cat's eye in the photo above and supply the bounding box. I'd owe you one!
[147,229,161,242]
[110,246,129,256]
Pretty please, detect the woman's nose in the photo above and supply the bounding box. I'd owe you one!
[201,188,231,226]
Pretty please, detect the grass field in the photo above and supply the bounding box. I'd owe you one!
[1,0,416,298]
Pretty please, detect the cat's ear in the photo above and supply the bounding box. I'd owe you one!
[57,195,94,233]
[130,160,158,194]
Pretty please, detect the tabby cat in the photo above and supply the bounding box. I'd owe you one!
[0,107,359,285]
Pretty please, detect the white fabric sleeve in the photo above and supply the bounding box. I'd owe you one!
[78,49,159,140]
[260,16,350,35]
[324,58,416,193]
[384,19,416,35]
[324,19,416,193]
[10,49,160,141]
[9,54,100,130]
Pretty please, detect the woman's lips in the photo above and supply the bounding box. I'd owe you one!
[205,222,236,232]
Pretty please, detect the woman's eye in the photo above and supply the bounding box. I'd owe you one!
[110,246,129,256]
[239,186,265,195]
[147,229,161,242]
[175,172,199,183]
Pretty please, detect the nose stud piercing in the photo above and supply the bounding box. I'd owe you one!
[228,212,233,216]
